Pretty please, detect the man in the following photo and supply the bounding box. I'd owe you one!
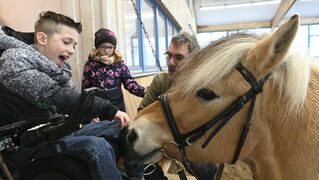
[0,11,131,180]
[138,32,197,111]
[138,32,217,180]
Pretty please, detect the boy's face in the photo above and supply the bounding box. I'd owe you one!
[38,25,78,67]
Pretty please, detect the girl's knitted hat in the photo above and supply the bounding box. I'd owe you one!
[94,28,117,48]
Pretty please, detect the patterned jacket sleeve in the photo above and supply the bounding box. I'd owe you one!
[120,61,145,97]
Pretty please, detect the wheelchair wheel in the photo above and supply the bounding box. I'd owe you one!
[19,155,91,180]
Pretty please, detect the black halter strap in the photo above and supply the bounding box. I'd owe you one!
[160,63,270,165]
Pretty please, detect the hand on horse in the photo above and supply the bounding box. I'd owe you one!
[114,110,131,129]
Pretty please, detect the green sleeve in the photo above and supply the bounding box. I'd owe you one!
[137,75,161,112]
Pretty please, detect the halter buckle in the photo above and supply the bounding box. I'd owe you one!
[185,137,192,146]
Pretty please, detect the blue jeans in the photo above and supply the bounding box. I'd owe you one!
[59,120,123,180]
[119,127,144,179]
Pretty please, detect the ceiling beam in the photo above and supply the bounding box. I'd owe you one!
[197,21,271,32]
[197,16,319,33]
[271,0,296,28]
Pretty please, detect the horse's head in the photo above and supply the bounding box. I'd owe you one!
[127,15,300,164]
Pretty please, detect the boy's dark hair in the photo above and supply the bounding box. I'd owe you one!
[34,11,82,42]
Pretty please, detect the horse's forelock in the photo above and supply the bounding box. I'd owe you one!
[172,34,260,96]
[171,34,311,112]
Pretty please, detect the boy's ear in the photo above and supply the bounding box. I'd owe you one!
[35,32,48,45]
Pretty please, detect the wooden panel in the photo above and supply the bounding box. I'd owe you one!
[122,75,155,118]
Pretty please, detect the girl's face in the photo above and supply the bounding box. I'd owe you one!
[98,42,115,57]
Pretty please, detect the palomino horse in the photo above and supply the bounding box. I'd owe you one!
[127,14,319,179]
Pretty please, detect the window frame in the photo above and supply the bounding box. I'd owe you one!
[124,0,180,73]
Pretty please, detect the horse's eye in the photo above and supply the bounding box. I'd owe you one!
[196,88,218,101]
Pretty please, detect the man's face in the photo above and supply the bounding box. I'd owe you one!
[165,42,189,77]
[40,25,78,67]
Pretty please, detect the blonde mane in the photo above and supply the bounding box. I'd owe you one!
[172,34,311,112]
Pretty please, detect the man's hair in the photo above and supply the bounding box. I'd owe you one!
[171,32,200,53]
[34,11,82,42]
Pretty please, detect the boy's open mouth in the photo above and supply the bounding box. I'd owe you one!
[59,55,68,64]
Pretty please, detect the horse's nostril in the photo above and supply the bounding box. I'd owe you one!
[127,129,137,145]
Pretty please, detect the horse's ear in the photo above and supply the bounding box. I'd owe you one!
[247,14,299,78]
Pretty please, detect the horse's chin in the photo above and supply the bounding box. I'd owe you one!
[131,147,163,164]
[143,152,163,164]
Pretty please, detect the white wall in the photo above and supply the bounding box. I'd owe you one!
[161,0,197,34]
[0,0,62,31]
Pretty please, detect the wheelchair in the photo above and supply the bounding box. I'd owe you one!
[0,87,121,180]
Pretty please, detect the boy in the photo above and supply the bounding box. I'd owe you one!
[0,11,133,180]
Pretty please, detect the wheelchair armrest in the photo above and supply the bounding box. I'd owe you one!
[0,121,31,137]
[19,88,98,147]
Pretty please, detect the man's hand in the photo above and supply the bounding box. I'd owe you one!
[114,110,131,129]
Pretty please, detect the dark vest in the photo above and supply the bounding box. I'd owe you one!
[97,87,126,112]
[0,84,50,127]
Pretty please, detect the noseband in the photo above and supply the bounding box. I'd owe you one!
[160,63,270,172]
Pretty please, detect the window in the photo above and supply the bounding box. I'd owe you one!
[124,0,180,73]
[158,12,167,68]
[124,0,140,68]
[197,24,319,59]
[141,0,156,68]
[309,24,319,57]
[291,25,308,55]
[197,31,227,48]
[197,32,212,48]
[167,21,174,45]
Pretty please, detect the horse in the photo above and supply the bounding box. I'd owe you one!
[127,14,319,180]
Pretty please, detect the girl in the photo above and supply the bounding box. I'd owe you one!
[82,28,146,112]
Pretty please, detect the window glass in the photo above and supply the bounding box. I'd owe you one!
[174,26,179,35]
[255,28,271,36]
[167,22,173,46]
[310,24,319,35]
[309,36,319,57]
[238,29,251,34]
[291,25,309,55]
[124,0,140,67]
[158,12,167,67]
[211,31,227,42]
[197,32,211,48]
[141,0,156,67]
[124,0,183,72]
[227,30,238,36]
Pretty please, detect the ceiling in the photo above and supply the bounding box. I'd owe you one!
[194,0,319,31]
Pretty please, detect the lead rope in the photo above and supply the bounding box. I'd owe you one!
[215,163,224,180]
[175,160,188,180]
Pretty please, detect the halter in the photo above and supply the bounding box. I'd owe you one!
[159,63,270,179]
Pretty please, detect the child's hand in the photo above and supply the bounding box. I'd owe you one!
[114,110,131,129]
[91,117,101,123]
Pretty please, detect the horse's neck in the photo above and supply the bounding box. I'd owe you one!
[248,72,319,179]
